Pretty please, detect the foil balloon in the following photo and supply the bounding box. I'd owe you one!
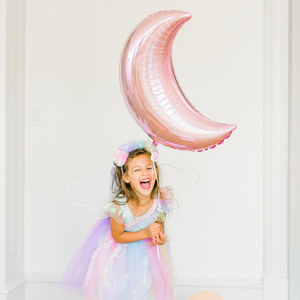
[189,291,224,300]
[119,10,237,152]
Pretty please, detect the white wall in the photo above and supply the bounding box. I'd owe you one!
[23,1,288,300]
[289,0,300,298]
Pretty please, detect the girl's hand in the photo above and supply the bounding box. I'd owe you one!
[148,222,164,246]
[149,232,166,246]
[145,223,161,239]
[149,236,157,246]
[156,232,166,245]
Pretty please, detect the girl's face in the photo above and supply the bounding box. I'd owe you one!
[122,154,156,199]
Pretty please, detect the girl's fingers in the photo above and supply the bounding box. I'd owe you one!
[152,230,160,235]
[155,232,165,244]
[154,235,160,242]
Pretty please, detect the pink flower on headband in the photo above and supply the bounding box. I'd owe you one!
[113,139,159,167]
[113,149,129,167]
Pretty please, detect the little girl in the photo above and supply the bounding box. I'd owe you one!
[59,139,174,300]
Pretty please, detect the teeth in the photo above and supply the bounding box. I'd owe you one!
[141,179,150,183]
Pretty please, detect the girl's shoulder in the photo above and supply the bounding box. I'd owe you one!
[102,197,127,224]
[157,188,177,216]
[157,198,172,214]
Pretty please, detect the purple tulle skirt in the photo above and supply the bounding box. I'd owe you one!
[59,217,174,300]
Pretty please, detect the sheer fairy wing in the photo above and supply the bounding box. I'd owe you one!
[158,163,200,215]
[66,164,115,225]
[66,163,200,225]
[158,163,200,195]
[78,194,116,225]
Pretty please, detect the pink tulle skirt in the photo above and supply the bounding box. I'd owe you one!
[59,217,174,300]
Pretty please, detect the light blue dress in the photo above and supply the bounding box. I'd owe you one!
[60,196,174,300]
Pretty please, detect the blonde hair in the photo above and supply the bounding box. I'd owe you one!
[112,148,160,206]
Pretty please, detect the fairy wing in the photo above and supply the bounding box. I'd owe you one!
[158,163,200,195]
[66,163,200,225]
[66,164,116,225]
[158,163,200,216]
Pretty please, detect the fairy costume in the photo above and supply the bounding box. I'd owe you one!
[59,139,199,300]
[59,193,174,300]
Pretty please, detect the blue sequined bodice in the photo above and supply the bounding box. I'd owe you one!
[119,198,165,232]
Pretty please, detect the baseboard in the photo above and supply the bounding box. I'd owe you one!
[263,278,289,300]
[175,276,263,289]
[25,272,264,300]
[25,272,263,289]
[0,275,26,296]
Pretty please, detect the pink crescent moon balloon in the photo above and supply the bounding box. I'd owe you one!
[119,10,237,152]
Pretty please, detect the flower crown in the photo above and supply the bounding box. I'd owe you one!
[113,139,159,168]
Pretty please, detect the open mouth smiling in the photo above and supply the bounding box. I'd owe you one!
[140,178,151,190]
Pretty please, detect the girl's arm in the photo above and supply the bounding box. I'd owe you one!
[110,217,163,244]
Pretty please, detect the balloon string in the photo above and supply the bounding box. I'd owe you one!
[156,243,161,263]
[154,216,161,264]
[153,161,157,180]
[152,162,161,264]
